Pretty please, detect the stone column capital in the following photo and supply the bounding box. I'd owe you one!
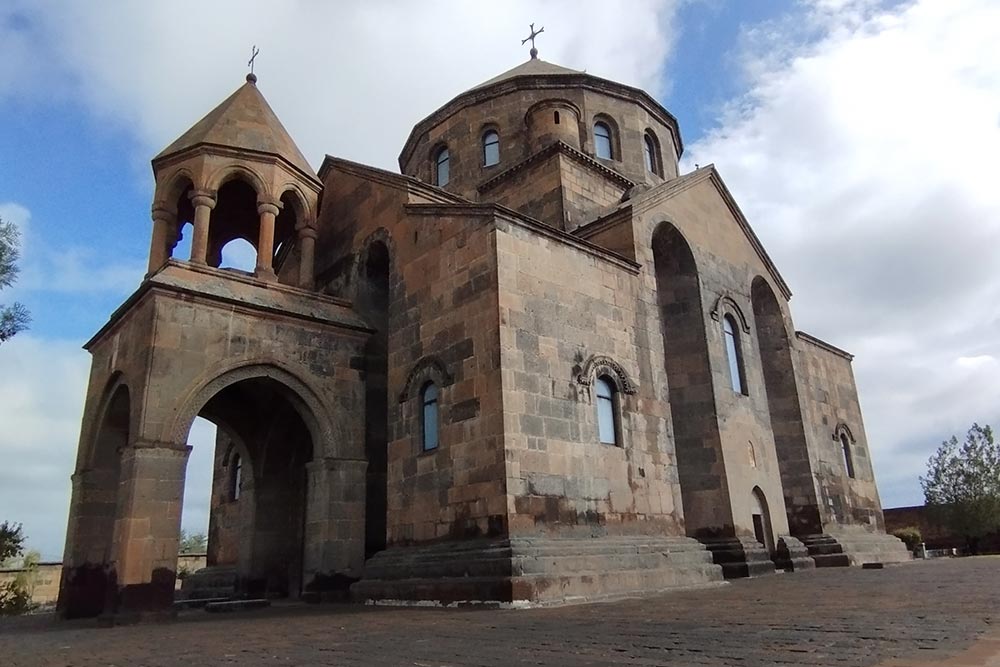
[257,199,282,216]
[150,203,176,222]
[297,225,318,240]
[189,190,217,209]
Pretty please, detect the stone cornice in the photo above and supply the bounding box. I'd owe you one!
[399,73,684,170]
[84,261,371,350]
[404,203,641,274]
[151,143,322,190]
[319,156,469,206]
[477,141,634,194]
[795,331,855,361]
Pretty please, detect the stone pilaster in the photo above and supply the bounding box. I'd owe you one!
[303,457,368,590]
[110,444,190,615]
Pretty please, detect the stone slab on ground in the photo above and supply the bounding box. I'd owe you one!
[1,556,998,667]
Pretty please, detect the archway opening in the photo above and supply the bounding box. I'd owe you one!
[179,376,314,600]
[357,240,390,558]
[58,383,130,619]
[207,179,260,269]
[168,178,195,262]
[751,276,821,535]
[218,237,258,272]
[652,222,724,536]
[750,487,775,554]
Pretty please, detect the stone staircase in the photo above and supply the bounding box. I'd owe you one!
[353,535,725,606]
[801,533,911,567]
[699,536,776,579]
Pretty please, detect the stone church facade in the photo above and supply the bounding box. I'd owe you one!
[58,55,908,619]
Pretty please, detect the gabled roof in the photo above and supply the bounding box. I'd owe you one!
[594,165,793,300]
[154,76,318,182]
[469,58,582,91]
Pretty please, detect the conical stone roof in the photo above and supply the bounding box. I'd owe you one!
[155,76,317,181]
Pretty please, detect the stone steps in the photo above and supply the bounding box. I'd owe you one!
[354,536,724,606]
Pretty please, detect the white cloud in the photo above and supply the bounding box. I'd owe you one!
[0,336,87,560]
[1,0,679,171]
[0,334,218,559]
[686,0,1000,507]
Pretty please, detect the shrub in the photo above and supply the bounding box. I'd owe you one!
[892,526,923,551]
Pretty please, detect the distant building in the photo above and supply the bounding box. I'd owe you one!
[58,52,907,619]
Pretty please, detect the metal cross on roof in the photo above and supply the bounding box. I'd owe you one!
[248,45,260,74]
[521,23,544,59]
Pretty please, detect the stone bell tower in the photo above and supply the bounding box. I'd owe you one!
[58,74,372,620]
[148,72,321,286]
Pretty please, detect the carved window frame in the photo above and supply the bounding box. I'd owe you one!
[400,356,454,454]
[833,423,857,479]
[576,355,637,448]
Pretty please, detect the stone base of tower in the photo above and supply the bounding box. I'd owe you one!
[802,532,911,567]
[699,537,777,579]
[351,536,724,607]
[773,535,816,572]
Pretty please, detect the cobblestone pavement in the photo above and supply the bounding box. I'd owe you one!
[2,557,998,667]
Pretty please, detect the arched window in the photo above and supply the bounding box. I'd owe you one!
[230,453,242,501]
[483,131,500,167]
[644,132,660,175]
[434,146,450,186]
[723,315,746,395]
[554,110,560,124]
[595,376,619,445]
[594,121,613,160]
[840,433,855,478]
[421,382,439,451]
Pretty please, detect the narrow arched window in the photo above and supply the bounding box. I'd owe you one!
[723,315,746,395]
[554,110,560,124]
[840,433,855,478]
[595,376,618,445]
[421,382,439,451]
[434,146,450,186]
[483,131,500,167]
[594,121,613,159]
[230,453,242,501]
[644,132,659,175]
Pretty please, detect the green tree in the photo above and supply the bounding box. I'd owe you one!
[179,530,208,554]
[0,215,30,343]
[0,522,25,563]
[920,423,1000,554]
[0,523,35,615]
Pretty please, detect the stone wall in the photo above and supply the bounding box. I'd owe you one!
[795,332,885,532]
[317,162,507,546]
[495,214,685,538]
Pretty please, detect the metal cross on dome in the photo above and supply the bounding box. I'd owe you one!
[522,23,544,59]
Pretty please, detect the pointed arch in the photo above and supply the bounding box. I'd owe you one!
[833,422,856,444]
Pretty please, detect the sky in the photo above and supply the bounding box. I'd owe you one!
[0,0,997,560]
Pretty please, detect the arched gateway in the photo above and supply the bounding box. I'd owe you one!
[58,73,375,619]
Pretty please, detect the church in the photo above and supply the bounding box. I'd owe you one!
[57,44,909,618]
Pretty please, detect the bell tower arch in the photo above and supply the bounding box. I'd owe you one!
[147,73,322,287]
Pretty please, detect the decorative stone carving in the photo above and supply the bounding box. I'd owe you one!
[576,355,638,395]
[398,356,454,403]
[710,292,751,333]
[833,422,856,443]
